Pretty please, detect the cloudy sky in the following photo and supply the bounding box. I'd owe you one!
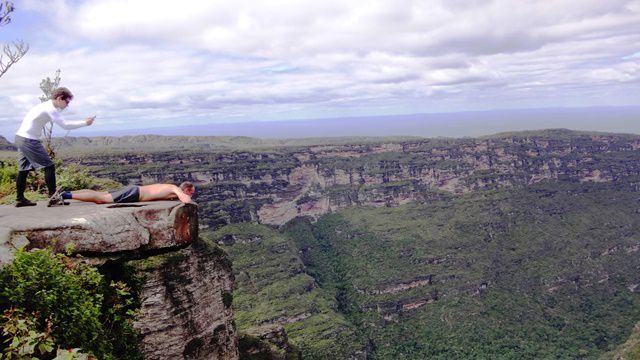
[0,0,639,139]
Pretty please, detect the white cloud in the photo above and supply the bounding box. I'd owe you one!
[40,0,637,58]
[590,61,640,82]
[0,0,639,138]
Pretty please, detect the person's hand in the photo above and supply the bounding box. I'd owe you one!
[85,115,96,125]
[177,193,193,204]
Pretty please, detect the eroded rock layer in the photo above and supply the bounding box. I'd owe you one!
[130,241,237,359]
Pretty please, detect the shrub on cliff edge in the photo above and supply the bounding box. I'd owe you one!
[0,160,121,204]
[0,248,141,359]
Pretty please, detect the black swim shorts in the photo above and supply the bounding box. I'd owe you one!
[109,185,140,203]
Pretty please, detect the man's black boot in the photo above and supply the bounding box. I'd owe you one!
[15,198,37,207]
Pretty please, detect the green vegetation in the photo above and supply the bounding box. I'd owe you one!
[0,160,120,204]
[484,128,639,140]
[602,322,640,360]
[205,224,360,359]
[216,180,640,358]
[0,248,141,359]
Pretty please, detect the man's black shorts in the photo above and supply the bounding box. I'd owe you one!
[109,185,140,203]
[15,135,54,171]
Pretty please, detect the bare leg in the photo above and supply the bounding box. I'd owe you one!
[70,190,114,204]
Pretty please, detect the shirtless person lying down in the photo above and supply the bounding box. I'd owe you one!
[48,182,195,206]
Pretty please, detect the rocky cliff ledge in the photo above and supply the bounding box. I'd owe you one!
[0,200,238,360]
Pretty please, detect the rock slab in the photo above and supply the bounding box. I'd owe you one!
[0,200,198,264]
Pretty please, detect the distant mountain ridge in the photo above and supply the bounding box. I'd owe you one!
[74,105,640,139]
[51,134,422,151]
[0,128,637,154]
[0,135,16,151]
[25,128,640,154]
[1,106,638,141]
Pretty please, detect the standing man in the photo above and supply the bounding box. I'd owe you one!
[14,87,95,207]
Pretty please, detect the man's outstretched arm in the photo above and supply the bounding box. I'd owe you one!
[172,186,194,204]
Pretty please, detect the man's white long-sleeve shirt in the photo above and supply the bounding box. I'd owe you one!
[16,100,87,140]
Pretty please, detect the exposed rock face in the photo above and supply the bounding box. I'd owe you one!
[239,325,299,360]
[68,131,640,228]
[0,201,238,360]
[130,242,237,359]
[356,275,433,296]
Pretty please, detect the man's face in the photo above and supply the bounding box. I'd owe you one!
[53,96,71,110]
[184,187,196,197]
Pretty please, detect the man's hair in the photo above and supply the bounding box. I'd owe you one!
[179,181,195,191]
[52,87,73,101]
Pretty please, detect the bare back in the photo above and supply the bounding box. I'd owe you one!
[138,184,183,202]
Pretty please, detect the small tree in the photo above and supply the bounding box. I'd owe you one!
[39,69,62,158]
[0,1,29,79]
